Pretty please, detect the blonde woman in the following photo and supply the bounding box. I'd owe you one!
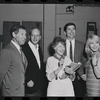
[85,34,100,96]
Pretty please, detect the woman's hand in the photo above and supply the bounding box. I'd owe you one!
[27,80,34,87]
[64,66,74,74]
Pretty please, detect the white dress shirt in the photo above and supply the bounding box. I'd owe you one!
[28,41,41,69]
[66,39,75,62]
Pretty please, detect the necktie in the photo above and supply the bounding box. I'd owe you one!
[70,41,73,62]
[20,48,27,67]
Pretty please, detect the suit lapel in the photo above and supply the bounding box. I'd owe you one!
[10,42,21,58]
[64,39,67,56]
[74,40,79,63]
[21,51,28,71]
[10,42,27,71]
[27,43,40,70]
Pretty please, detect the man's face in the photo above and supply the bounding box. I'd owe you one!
[30,29,41,45]
[66,25,76,40]
[13,28,27,46]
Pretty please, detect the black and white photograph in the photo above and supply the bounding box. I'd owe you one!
[0,1,100,100]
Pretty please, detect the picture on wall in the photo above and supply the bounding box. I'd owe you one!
[86,22,97,39]
[66,4,74,14]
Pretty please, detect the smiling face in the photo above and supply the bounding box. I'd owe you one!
[66,25,76,40]
[89,38,100,52]
[13,28,27,46]
[30,28,41,45]
[54,42,65,57]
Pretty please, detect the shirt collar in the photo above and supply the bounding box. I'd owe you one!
[28,41,39,50]
[11,40,21,52]
[66,38,75,44]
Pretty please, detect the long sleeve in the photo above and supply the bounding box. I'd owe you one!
[46,58,54,81]
[77,50,87,76]
[0,49,11,87]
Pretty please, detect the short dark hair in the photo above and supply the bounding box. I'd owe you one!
[10,24,26,37]
[29,27,40,36]
[63,22,76,32]
[52,36,65,48]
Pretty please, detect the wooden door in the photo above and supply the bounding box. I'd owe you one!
[3,21,20,48]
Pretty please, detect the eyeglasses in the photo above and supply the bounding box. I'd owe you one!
[31,34,40,37]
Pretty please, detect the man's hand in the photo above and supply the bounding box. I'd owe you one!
[81,74,86,81]
[69,72,76,81]
[27,80,34,87]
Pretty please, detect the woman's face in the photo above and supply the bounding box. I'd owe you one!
[54,42,65,56]
[89,39,100,52]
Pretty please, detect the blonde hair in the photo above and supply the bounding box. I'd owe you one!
[85,34,100,55]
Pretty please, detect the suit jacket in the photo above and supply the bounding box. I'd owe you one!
[22,42,47,94]
[65,39,86,77]
[0,42,27,96]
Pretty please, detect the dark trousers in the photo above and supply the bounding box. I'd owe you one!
[25,89,47,97]
[73,77,86,97]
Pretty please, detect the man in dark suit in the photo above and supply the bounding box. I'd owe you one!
[63,22,86,96]
[22,27,47,96]
[0,24,27,96]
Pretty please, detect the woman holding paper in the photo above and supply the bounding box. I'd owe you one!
[85,34,100,96]
[46,37,75,96]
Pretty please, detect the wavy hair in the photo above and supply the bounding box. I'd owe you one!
[52,36,65,48]
[63,22,76,32]
[85,34,100,55]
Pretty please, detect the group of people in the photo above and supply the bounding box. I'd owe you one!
[0,22,100,97]
[0,25,47,96]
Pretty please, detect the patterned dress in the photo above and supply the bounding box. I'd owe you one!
[85,59,100,97]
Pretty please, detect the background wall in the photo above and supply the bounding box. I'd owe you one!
[56,4,100,43]
[0,4,56,62]
[43,4,56,62]
[0,4,100,62]
[0,4,43,34]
